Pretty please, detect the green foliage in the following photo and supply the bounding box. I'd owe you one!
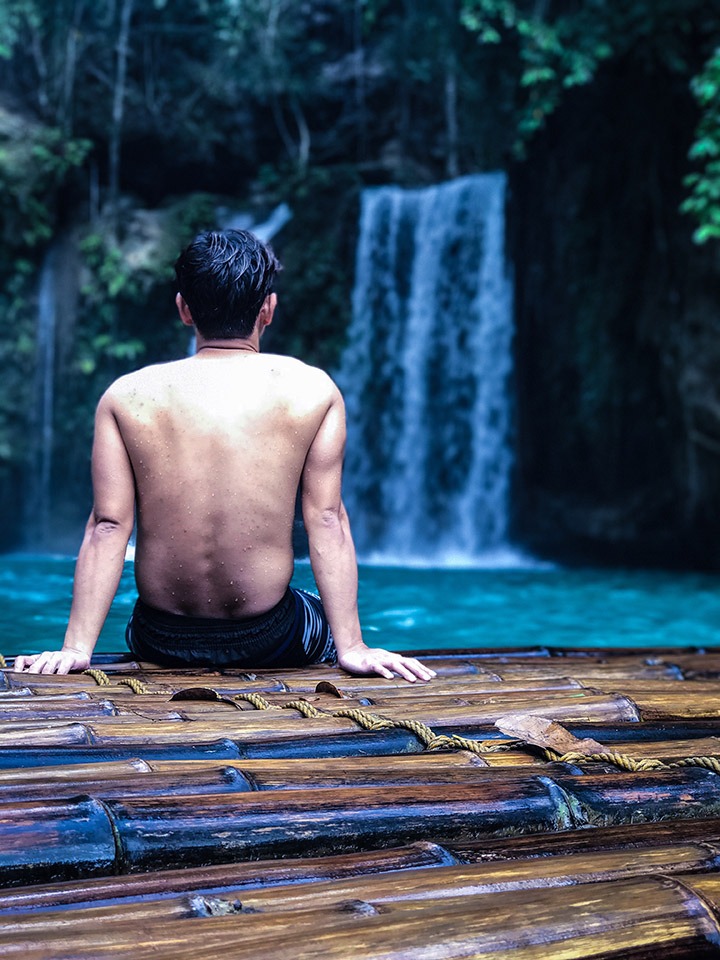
[0,109,90,249]
[164,193,219,247]
[682,48,720,243]
[256,163,361,370]
[461,0,703,143]
[461,0,720,238]
[0,0,40,59]
[0,0,716,546]
[70,190,220,383]
[80,233,138,302]
[0,100,89,517]
[0,256,43,546]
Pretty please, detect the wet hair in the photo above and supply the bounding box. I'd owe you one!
[174,229,281,339]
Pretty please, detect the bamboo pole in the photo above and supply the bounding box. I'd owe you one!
[6,874,720,960]
[4,846,720,941]
[0,797,116,887]
[103,778,577,873]
[0,755,586,801]
[0,842,456,914]
[0,738,247,769]
[453,818,720,861]
[0,758,152,785]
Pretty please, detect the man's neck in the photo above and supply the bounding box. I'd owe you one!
[195,337,259,354]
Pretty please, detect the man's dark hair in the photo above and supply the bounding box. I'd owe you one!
[174,229,281,339]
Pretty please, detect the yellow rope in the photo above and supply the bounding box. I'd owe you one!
[542,748,720,775]
[332,707,395,731]
[231,699,518,756]
[68,679,720,774]
[283,699,323,718]
[233,692,281,710]
[542,749,665,771]
[0,654,6,668]
[474,738,524,753]
[236,698,515,754]
[118,677,151,695]
[305,706,720,771]
[675,756,720,774]
[330,707,518,756]
[428,734,522,754]
[83,668,112,686]
[228,699,517,756]
[82,670,155,694]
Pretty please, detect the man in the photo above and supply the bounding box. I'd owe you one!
[16,229,435,682]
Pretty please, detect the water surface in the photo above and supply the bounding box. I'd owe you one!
[2,554,719,656]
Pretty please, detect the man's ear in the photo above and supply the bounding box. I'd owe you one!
[258,292,277,336]
[176,293,194,327]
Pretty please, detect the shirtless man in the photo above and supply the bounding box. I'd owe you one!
[15,229,435,682]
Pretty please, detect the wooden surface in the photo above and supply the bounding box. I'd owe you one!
[3,647,720,957]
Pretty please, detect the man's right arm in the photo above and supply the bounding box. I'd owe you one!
[14,391,136,674]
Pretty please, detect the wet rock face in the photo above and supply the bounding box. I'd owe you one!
[509,58,720,569]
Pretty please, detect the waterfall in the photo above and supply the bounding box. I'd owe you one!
[337,174,517,566]
[25,247,58,550]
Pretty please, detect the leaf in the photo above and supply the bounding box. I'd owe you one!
[520,66,556,87]
[170,687,242,708]
[495,714,607,755]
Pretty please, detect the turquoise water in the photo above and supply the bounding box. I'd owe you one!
[1,554,720,657]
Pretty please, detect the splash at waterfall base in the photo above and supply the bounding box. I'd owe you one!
[3,647,720,958]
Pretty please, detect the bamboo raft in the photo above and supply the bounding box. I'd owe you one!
[3,648,720,957]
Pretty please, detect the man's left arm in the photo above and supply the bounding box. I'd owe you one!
[302,383,436,683]
[15,392,135,674]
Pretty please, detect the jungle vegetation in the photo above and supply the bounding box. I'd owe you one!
[0,0,718,554]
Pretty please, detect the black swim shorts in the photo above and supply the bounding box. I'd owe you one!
[125,588,337,669]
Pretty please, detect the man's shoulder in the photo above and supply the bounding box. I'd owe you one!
[101,361,183,406]
[264,355,339,397]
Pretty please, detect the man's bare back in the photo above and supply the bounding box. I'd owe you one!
[111,351,334,619]
[15,229,435,682]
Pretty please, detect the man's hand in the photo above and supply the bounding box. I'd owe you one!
[337,643,437,683]
[13,648,91,675]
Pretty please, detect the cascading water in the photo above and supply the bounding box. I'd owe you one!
[25,247,57,550]
[337,174,516,566]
